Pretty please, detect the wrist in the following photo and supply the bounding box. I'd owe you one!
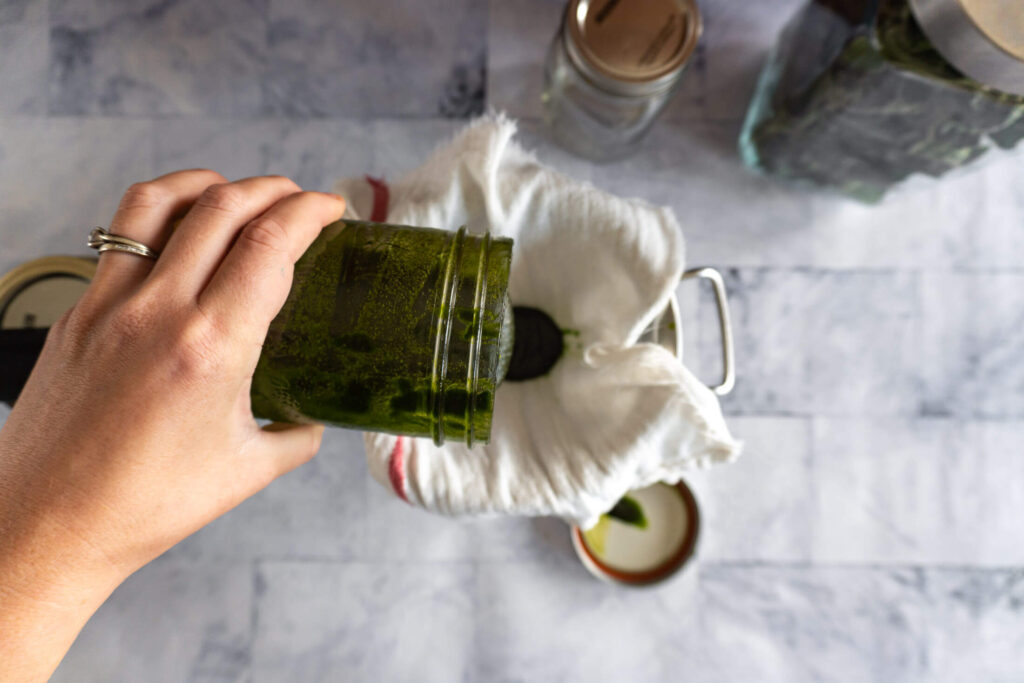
[0,496,127,616]
[0,497,128,602]
[0,502,126,681]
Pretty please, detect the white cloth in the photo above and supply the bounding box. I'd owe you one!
[336,115,740,529]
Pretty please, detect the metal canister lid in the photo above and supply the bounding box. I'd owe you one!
[910,0,1024,95]
[563,0,702,96]
[0,257,96,329]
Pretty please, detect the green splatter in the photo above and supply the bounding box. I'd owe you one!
[606,495,648,529]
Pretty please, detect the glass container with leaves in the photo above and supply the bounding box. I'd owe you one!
[740,0,1024,202]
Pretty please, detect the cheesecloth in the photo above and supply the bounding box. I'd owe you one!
[335,115,740,529]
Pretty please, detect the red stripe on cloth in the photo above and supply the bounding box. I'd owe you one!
[365,176,390,222]
[369,174,403,502]
[388,436,410,503]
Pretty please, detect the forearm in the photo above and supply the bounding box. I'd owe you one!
[0,171,337,679]
[0,502,124,681]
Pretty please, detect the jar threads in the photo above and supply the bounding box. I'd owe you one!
[428,228,499,447]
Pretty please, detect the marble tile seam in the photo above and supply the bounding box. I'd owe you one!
[508,114,740,124]
[0,113,482,122]
[806,415,1024,423]
[246,558,260,671]
[251,557,483,567]
[177,553,1024,574]
[729,411,1024,421]
[722,408,1024,419]
[0,114,158,122]
[700,559,1024,572]
[239,557,1024,573]
[695,264,1024,275]
[0,113,738,125]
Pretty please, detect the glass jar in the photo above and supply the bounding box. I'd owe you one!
[740,0,1024,202]
[542,0,702,161]
[0,257,97,406]
[250,220,514,447]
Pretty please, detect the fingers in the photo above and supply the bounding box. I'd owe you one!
[198,190,345,353]
[89,169,227,300]
[250,422,325,484]
[148,176,304,298]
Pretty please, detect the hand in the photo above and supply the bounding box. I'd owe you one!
[0,170,346,680]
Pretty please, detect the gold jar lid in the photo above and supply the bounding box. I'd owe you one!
[910,0,1024,95]
[563,0,702,96]
[0,257,96,329]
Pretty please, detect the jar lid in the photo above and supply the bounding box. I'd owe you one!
[910,0,1024,96]
[0,257,96,329]
[564,0,702,96]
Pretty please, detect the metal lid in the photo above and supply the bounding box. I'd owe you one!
[564,0,702,96]
[0,257,96,329]
[910,0,1024,95]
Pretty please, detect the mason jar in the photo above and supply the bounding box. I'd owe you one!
[740,0,1024,202]
[0,256,97,406]
[250,220,514,447]
[542,0,702,161]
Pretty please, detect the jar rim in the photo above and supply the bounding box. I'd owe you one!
[909,0,1024,96]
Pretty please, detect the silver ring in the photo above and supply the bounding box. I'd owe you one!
[88,227,159,260]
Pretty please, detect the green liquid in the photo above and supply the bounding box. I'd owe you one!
[251,219,513,445]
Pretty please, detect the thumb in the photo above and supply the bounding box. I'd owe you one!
[252,421,325,482]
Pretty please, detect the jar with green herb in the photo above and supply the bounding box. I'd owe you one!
[740,0,1024,202]
[250,220,514,447]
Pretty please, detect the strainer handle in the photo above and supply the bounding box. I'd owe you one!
[681,267,735,396]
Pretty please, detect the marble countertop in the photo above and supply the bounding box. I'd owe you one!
[2,0,1023,680]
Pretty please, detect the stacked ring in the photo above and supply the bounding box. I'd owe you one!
[87,227,160,260]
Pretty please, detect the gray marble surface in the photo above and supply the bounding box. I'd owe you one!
[2,0,1023,680]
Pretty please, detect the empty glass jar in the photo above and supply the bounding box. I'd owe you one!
[542,0,702,161]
